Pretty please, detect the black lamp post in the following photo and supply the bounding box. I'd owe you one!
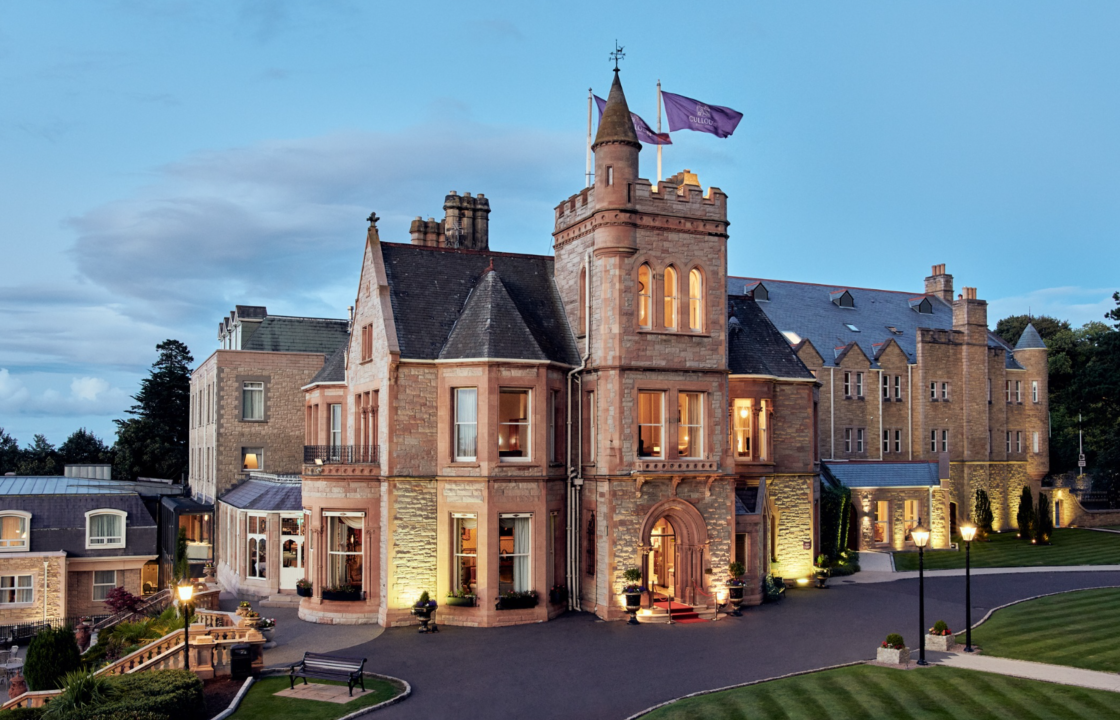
[177,582,194,671]
[911,523,931,667]
[960,522,978,653]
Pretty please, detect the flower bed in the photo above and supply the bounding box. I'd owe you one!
[496,591,538,610]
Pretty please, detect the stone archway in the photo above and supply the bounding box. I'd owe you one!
[638,498,709,606]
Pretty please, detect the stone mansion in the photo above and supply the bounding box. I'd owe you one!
[192,70,1049,627]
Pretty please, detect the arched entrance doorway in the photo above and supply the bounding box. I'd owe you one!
[639,499,709,606]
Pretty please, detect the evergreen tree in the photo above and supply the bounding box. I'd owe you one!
[17,434,60,476]
[58,428,113,466]
[113,340,193,481]
[973,488,994,539]
[23,626,81,690]
[0,428,21,474]
[1036,493,1053,544]
[1016,485,1035,540]
[174,527,190,582]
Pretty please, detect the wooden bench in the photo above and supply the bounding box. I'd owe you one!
[289,652,367,696]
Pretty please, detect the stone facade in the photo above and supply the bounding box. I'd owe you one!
[0,553,66,625]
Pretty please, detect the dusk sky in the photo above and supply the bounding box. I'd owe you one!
[2,1,1118,445]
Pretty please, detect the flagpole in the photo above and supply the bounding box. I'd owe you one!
[656,79,663,183]
[586,88,593,188]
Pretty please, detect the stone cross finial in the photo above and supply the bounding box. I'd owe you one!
[610,40,625,71]
[367,212,380,226]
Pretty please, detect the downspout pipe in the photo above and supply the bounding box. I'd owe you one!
[566,251,592,611]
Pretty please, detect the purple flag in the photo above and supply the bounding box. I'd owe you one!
[661,90,743,139]
[594,95,672,146]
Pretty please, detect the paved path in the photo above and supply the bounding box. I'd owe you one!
[1086,527,1120,534]
[848,563,1120,583]
[321,570,1120,720]
[221,598,385,668]
[933,651,1120,693]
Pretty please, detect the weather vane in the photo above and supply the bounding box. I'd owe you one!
[610,40,625,71]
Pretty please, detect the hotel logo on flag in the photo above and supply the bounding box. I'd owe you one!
[661,90,743,139]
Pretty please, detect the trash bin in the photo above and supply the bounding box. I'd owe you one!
[230,643,253,680]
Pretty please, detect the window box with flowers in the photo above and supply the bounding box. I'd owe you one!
[322,584,361,602]
[296,578,313,597]
[927,620,956,652]
[548,585,568,605]
[445,588,476,607]
[876,633,910,665]
[496,590,539,610]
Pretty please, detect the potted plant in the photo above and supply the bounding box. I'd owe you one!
[445,588,476,607]
[322,584,361,602]
[296,578,313,597]
[814,554,831,589]
[927,620,955,652]
[496,590,540,610]
[726,562,746,616]
[549,585,568,605]
[877,633,911,665]
[411,591,438,633]
[620,568,644,624]
[236,600,252,617]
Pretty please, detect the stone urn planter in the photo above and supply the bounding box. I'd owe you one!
[411,603,438,633]
[7,672,27,699]
[235,602,251,617]
[926,633,955,652]
[876,646,911,665]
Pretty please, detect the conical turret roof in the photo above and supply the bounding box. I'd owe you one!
[1015,322,1046,350]
[593,71,640,150]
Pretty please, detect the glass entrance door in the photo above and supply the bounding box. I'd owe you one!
[280,514,305,590]
[647,518,676,599]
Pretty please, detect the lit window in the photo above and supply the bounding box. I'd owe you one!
[498,514,531,594]
[0,513,30,551]
[663,266,678,330]
[454,388,478,461]
[242,447,263,471]
[242,381,264,420]
[498,389,531,460]
[677,392,703,458]
[638,391,664,458]
[759,400,771,461]
[327,514,363,592]
[0,575,32,604]
[86,510,126,549]
[873,501,889,544]
[904,501,920,537]
[453,514,477,595]
[93,570,117,602]
[688,269,703,331]
[733,399,752,460]
[247,514,267,579]
[638,264,652,329]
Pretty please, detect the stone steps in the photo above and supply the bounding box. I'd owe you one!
[259,594,303,608]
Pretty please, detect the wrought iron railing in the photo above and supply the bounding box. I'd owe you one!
[303,445,379,465]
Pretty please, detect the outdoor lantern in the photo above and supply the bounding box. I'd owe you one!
[911,524,931,549]
[960,523,978,543]
[178,582,193,603]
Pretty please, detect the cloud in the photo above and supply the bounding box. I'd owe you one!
[0,369,130,418]
[987,286,1116,328]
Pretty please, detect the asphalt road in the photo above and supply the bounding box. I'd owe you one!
[321,571,1120,720]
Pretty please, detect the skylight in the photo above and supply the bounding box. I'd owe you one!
[844,323,859,332]
[781,331,802,344]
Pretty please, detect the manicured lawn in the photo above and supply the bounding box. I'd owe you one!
[641,664,1120,720]
[230,676,405,720]
[965,588,1120,673]
[892,528,1120,571]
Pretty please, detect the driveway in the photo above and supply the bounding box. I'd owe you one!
[321,571,1120,720]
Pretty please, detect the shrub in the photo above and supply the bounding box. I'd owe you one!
[763,574,785,602]
[43,670,117,718]
[727,561,745,579]
[103,588,142,615]
[819,481,852,561]
[1036,493,1054,544]
[1016,486,1036,540]
[883,633,905,649]
[89,670,204,720]
[974,488,994,539]
[931,620,951,636]
[0,708,45,720]
[24,626,81,691]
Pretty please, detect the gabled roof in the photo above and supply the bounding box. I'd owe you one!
[219,477,302,512]
[1015,323,1046,350]
[380,243,579,365]
[241,315,349,354]
[822,461,941,488]
[307,343,347,385]
[726,295,815,379]
[440,269,548,361]
[728,276,1010,368]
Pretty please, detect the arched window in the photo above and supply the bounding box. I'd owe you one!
[663,266,678,329]
[688,269,703,331]
[85,509,126,549]
[578,267,587,335]
[0,511,30,551]
[638,264,651,328]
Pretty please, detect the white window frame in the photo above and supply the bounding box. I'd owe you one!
[678,392,704,459]
[588,390,597,463]
[894,429,902,454]
[92,569,117,602]
[247,513,267,580]
[663,266,678,330]
[941,429,949,453]
[638,264,652,329]
[688,268,704,332]
[874,501,890,545]
[0,511,31,552]
[452,513,477,594]
[637,390,665,458]
[856,372,864,398]
[894,375,902,401]
[882,374,889,400]
[0,574,33,605]
[324,511,364,591]
[882,429,889,454]
[930,430,937,453]
[856,428,865,453]
[498,512,532,594]
[1015,381,1022,403]
[941,382,950,401]
[1006,431,1012,453]
[1032,380,1039,404]
[844,428,852,453]
[329,403,343,447]
[843,372,852,397]
[930,381,937,401]
[733,398,753,460]
[85,509,127,549]
[242,381,264,420]
[1033,431,1040,453]
[1006,380,1012,402]
[1016,431,1023,453]
[498,388,532,462]
[454,387,478,462]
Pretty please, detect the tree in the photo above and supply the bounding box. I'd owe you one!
[973,488,994,539]
[1036,493,1053,544]
[23,625,81,690]
[1016,485,1035,541]
[1069,294,1120,506]
[994,315,1072,349]
[0,428,21,474]
[113,340,193,482]
[58,428,113,466]
[17,434,60,476]
[173,527,189,583]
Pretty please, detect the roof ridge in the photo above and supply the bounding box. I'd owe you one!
[730,275,925,297]
[381,241,555,262]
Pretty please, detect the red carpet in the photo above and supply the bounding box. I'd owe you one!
[651,601,708,623]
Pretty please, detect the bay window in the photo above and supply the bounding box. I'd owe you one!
[758,400,770,461]
[498,389,531,460]
[326,513,363,592]
[677,392,703,458]
[638,391,664,458]
[247,514,267,579]
[498,514,531,594]
[733,399,752,460]
[454,388,478,461]
[453,514,477,594]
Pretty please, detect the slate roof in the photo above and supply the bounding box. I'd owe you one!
[593,71,640,149]
[734,486,759,515]
[0,485,156,557]
[219,477,302,512]
[822,461,941,488]
[727,295,815,379]
[729,276,1018,369]
[241,315,349,354]
[307,343,347,385]
[1015,323,1046,350]
[0,476,135,495]
[380,243,579,365]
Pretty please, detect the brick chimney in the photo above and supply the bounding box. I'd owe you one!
[408,191,490,250]
[924,263,954,303]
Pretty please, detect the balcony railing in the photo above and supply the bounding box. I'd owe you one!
[304,445,379,465]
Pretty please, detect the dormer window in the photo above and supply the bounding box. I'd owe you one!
[909,297,933,314]
[0,512,30,551]
[831,290,854,308]
[753,283,769,302]
[86,509,127,549]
